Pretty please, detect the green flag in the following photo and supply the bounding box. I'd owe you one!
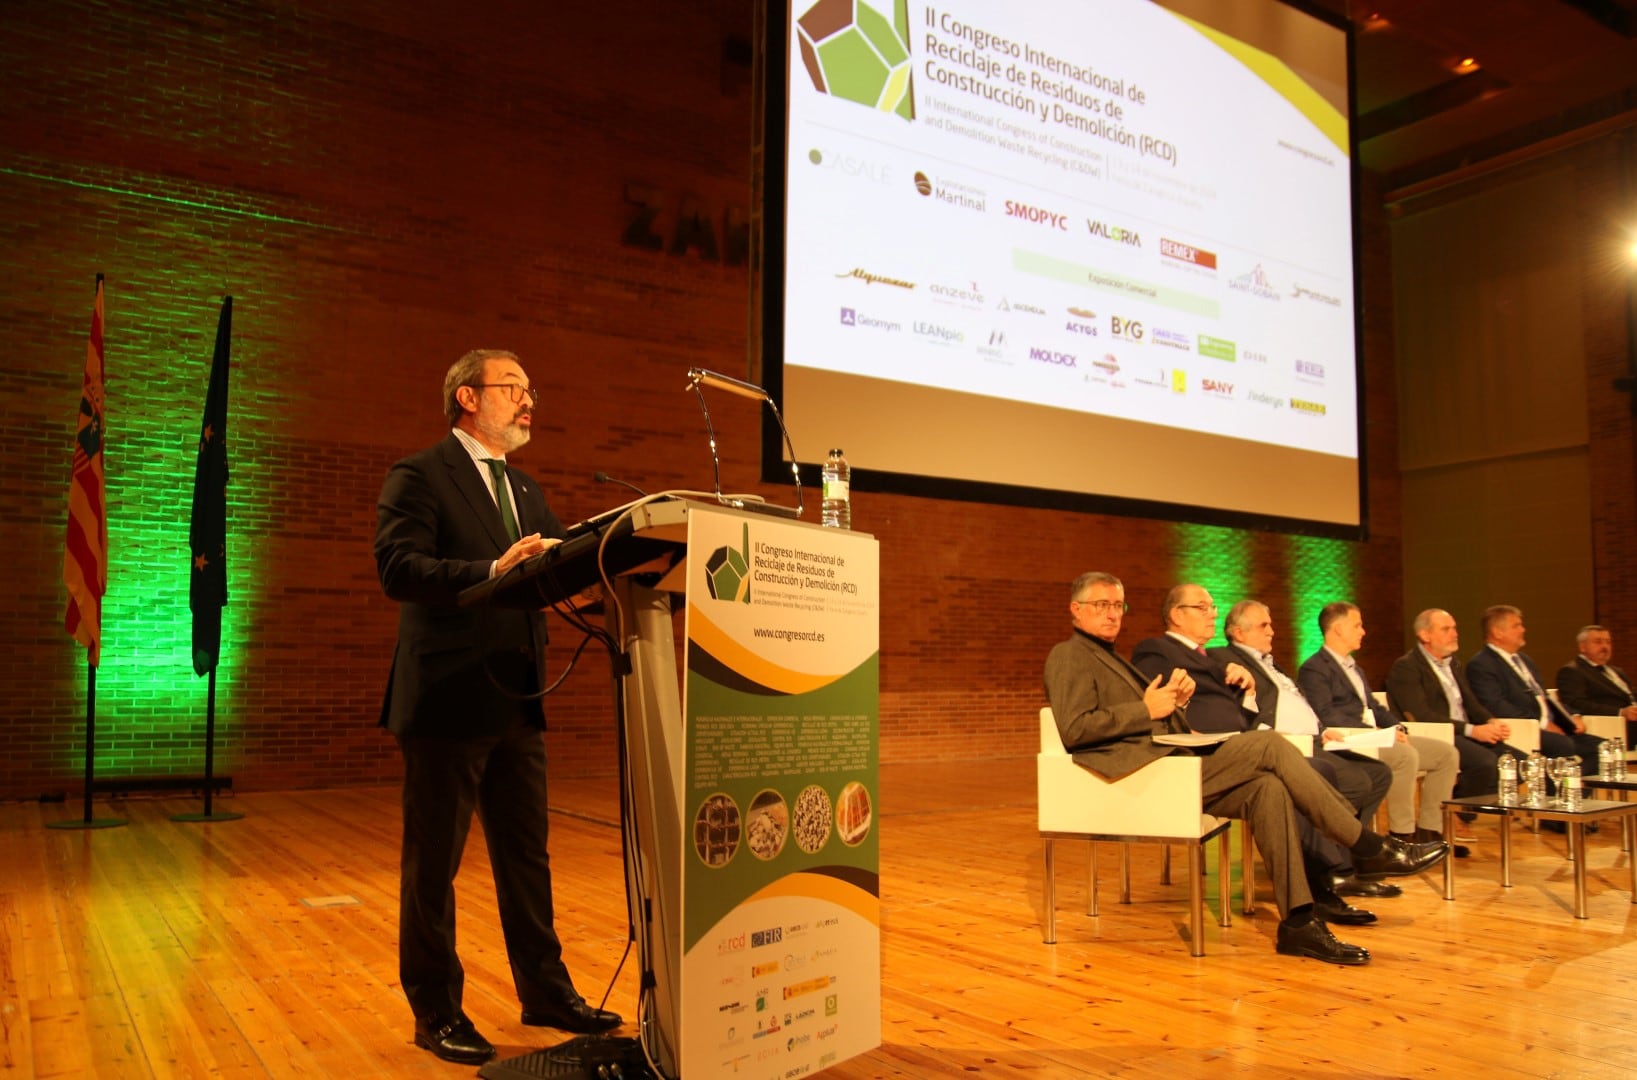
[190,296,231,676]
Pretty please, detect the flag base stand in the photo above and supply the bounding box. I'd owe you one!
[170,811,244,823]
[47,817,126,830]
[479,1035,657,1080]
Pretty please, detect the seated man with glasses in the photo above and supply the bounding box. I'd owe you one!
[1045,572,1448,965]
[1135,585,1395,924]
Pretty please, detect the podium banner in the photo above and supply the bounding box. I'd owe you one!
[681,508,880,1078]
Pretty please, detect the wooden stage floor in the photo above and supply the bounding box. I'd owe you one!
[3,758,1635,1078]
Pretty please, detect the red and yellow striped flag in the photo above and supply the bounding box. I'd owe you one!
[64,276,108,666]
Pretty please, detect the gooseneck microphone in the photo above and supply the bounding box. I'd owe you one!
[593,471,649,498]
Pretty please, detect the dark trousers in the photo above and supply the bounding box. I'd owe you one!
[1302,751,1393,880]
[1540,728,1604,773]
[1197,731,1364,919]
[1453,735,1525,798]
[398,714,570,1021]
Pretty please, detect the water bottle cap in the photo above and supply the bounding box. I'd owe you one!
[829,448,844,456]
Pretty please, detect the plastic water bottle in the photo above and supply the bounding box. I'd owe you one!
[1599,739,1615,779]
[1562,769,1582,810]
[1497,753,1518,804]
[1614,737,1628,780]
[820,448,851,529]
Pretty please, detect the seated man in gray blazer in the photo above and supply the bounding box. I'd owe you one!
[1296,602,1462,855]
[1044,572,1448,966]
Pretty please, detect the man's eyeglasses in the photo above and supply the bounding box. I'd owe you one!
[475,383,540,406]
[1175,603,1219,615]
[1073,599,1129,614]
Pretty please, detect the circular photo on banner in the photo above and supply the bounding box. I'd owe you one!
[793,784,833,854]
[745,789,789,861]
[837,780,873,847]
[693,792,741,867]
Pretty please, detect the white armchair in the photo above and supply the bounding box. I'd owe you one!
[1579,715,1627,743]
[1037,707,1235,955]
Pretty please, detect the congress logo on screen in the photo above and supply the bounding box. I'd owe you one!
[796,0,915,119]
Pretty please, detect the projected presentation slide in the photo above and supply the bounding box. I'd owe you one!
[778,0,1360,528]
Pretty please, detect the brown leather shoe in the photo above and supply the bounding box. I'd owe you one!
[413,1013,495,1065]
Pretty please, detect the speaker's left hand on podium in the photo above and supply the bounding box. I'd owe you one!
[497,533,560,576]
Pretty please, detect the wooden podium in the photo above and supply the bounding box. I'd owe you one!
[469,497,880,1080]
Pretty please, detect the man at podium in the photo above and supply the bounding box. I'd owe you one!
[374,348,621,1065]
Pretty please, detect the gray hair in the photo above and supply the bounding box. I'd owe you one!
[1412,608,1447,634]
[1480,604,1522,640]
[1224,600,1266,633]
[443,348,520,426]
[1069,571,1123,603]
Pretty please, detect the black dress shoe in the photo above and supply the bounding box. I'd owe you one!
[1275,918,1371,965]
[1406,828,1469,859]
[1313,890,1377,926]
[413,1013,495,1065]
[521,992,623,1035]
[1354,834,1449,879]
[1331,875,1402,899]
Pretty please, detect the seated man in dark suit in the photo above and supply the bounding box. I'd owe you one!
[1044,572,1447,966]
[1136,585,1392,924]
[1555,624,1637,741]
[1295,602,1462,855]
[1384,608,1525,799]
[1210,600,1392,832]
[1467,605,1602,772]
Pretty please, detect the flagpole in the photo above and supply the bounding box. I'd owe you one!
[204,668,216,816]
[51,273,125,831]
[173,294,241,824]
[83,664,94,822]
[174,667,240,822]
[51,660,125,829]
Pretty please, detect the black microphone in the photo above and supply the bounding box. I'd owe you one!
[593,471,648,498]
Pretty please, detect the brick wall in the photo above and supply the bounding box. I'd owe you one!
[0,0,1413,798]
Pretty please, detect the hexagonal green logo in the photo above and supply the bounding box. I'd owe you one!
[796,0,914,120]
[705,523,752,604]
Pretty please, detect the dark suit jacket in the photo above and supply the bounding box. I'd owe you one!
[1384,648,1493,727]
[1556,656,1637,716]
[1043,630,1187,780]
[375,432,565,738]
[1133,634,1253,734]
[1205,642,1293,732]
[1467,646,1575,734]
[1297,647,1396,730]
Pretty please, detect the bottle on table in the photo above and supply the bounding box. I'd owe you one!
[1497,753,1518,804]
[820,448,851,529]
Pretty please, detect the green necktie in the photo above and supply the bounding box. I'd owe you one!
[484,458,520,542]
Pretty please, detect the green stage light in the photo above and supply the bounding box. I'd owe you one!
[1171,523,1252,649]
[1284,534,1358,666]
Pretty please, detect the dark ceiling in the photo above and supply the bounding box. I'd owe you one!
[1314,0,1637,193]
